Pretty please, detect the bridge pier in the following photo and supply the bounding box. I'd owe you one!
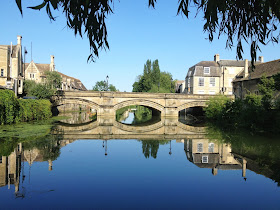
[162,107,178,118]
[98,105,116,126]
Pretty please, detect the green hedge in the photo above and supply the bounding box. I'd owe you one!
[0,89,52,125]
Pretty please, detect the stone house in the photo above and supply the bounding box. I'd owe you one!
[233,59,280,99]
[25,55,87,91]
[0,35,24,95]
[185,54,263,95]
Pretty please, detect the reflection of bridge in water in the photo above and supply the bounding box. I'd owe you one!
[55,117,206,140]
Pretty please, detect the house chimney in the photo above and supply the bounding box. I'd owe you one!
[259,56,264,63]
[244,59,249,78]
[17,35,22,45]
[214,54,220,62]
[50,55,55,71]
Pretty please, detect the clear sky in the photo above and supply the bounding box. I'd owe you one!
[1,0,279,91]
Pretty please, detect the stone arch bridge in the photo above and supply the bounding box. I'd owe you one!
[55,91,225,119]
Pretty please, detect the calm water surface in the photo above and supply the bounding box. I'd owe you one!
[0,111,280,209]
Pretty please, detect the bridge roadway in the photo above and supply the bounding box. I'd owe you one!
[56,91,224,119]
[54,117,207,140]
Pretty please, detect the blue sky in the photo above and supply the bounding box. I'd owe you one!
[0,0,279,91]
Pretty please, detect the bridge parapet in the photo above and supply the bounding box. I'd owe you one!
[56,91,233,118]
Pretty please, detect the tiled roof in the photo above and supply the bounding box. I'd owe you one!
[58,72,87,91]
[233,59,280,82]
[24,62,50,74]
[194,61,219,67]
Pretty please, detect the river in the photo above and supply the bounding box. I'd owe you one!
[0,110,280,209]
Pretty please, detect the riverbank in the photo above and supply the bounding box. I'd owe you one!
[204,94,280,134]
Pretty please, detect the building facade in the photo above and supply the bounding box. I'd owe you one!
[185,54,263,95]
[0,35,24,95]
[25,55,87,91]
[233,59,280,99]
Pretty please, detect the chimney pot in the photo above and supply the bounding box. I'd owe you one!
[17,35,22,45]
[214,54,220,62]
[259,56,264,63]
[244,59,249,78]
[50,55,55,71]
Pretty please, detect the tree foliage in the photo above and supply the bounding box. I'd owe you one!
[24,72,62,99]
[15,0,280,63]
[92,80,118,91]
[132,59,175,93]
[204,74,280,133]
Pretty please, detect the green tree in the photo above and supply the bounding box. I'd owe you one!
[45,71,62,89]
[258,75,275,110]
[23,72,62,99]
[132,60,175,93]
[15,0,280,63]
[92,80,118,91]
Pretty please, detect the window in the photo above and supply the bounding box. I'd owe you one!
[197,143,203,152]
[19,80,21,87]
[0,69,3,77]
[198,90,205,94]
[198,78,204,86]
[30,74,32,78]
[210,78,215,87]
[0,157,2,164]
[209,91,215,95]
[208,143,214,153]
[33,74,35,78]
[204,67,210,74]
[202,156,208,163]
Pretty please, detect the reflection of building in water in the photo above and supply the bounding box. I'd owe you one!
[184,139,247,177]
[0,143,23,193]
[0,140,75,195]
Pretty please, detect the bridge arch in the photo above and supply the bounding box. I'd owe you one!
[113,99,164,114]
[177,101,207,113]
[56,98,101,114]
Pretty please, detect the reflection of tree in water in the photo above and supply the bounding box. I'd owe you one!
[23,132,63,161]
[132,106,152,124]
[116,105,153,124]
[141,140,170,159]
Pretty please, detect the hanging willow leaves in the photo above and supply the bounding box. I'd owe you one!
[15,0,280,65]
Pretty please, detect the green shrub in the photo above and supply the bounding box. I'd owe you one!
[0,90,52,125]
[0,90,20,125]
[204,95,231,122]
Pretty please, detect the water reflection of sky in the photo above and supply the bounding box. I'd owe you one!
[1,140,280,209]
[121,112,134,124]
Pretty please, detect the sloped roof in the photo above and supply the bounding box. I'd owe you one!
[233,59,280,82]
[219,60,245,67]
[24,62,50,74]
[58,72,87,91]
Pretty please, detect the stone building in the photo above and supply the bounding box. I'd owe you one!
[25,55,87,91]
[233,59,280,99]
[185,54,263,95]
[0,35,24,95]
